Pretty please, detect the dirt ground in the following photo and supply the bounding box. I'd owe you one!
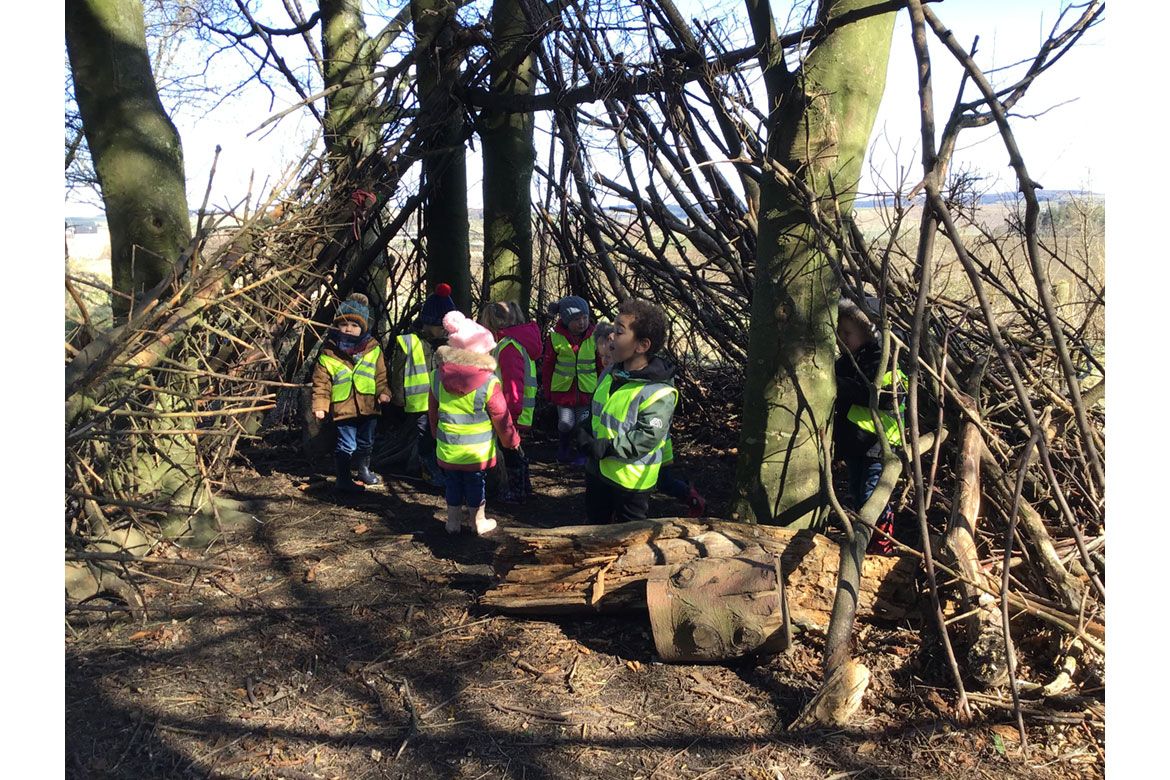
[65,419,1104,779]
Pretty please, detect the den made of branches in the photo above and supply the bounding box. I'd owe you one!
[65,0,1104,733]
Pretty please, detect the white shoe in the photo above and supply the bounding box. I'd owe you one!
[445,506,462,535]
[473,504,497,536]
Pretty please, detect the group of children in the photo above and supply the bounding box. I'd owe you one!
[312,286,706,537]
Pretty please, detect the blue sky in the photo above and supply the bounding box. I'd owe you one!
[64,0,1105,216]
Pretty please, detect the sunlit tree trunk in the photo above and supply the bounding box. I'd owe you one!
[480,0,536,309]
[66,0,191,321]
[733,0,896,528]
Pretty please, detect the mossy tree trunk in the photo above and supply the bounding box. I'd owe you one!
[732,0,895,528]
[321,0,380,168]
[66,0,192,321]
[480,0,536,310]
[412,0,472,313]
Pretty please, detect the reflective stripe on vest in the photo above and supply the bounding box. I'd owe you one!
[495,336,536,427]
[435,375,499,466]
[591,373,677,491]
[550,332,598,394]
[318,345,382,404]
[397,334,430,413]
[846,368,907,446]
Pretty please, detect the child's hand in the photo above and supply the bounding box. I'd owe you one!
[314,409,326,420]
[378,393,391,404]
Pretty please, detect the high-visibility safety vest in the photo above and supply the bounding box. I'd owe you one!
[591,372,678,491]
[434,375,500,466]
[396,334,430,413]
[662,434,674,467]
[495,336,536,427]
[846,369,908,446]
[318,346,382,403]
[550,332,598,394]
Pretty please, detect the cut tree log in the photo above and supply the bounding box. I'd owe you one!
[483,518,920,631]
[646,547,791,662]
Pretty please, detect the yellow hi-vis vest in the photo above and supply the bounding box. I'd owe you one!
[318,346,382,403]
[662,434,674,467]
[495,336,536,427]
[396,334,430,413]
[434,375,500,466]
[846,369,908,446]
[550,331,598,394]
[591,372,678,491]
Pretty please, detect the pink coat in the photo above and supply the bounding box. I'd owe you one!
[495,321,543,429]
[428,346,520,471]
[540,321,602,407]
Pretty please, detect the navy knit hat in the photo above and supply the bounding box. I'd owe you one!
[420,283,457,326]
[557,295,590,326]
[335,293,370,331]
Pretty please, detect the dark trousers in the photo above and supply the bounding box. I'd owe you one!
[657,465,689,501]
[335,415,378,456]
[845,455,896,552]
[443,468,486,508]
[585,469,650,524]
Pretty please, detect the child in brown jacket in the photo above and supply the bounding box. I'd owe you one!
[312,293,390,493]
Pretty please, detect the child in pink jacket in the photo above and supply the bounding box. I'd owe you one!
[481,301,542,501]
[428,312,520,535]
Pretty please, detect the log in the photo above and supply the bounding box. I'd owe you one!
[482,518,920,630]
[646,548,791,662]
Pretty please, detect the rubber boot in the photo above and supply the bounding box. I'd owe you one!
[472,503,497,536]
[334,453,364,494]
[445,505,463,535]
[521,456,533,499]
[684,483,707,518]
[353,450,381,486]
[556,430,573,463]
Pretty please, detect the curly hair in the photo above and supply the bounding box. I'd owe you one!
[617,298,670,356]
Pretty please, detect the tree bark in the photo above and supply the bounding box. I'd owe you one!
[482,518,918,630]
[732,0,896,528]
[321,0,379,167]
[480,0,536,309]
[66,0,191,321]
[412,0,472,313]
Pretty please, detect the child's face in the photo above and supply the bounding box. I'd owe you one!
[337,321,362,337]
[610,314,649,365]
[421,323,446,341]
[838,320,867,354]
[566,314,589,335]
[596,333,615,368]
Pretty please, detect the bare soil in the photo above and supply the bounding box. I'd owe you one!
[65,421,1103,779]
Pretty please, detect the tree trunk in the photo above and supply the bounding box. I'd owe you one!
[66,0,191,321]
[321,0,379,168]
[482,518,918,630]
[480,0,536,309]
[732,0,896,528]
[412,0,472,313]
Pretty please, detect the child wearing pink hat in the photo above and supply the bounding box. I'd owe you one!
[428,311,520,535]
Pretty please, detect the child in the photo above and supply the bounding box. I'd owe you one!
[596,320,705,516]
[542,295,601,465]
[390,283,456,486]
[833,298,905,554]
[577,299,677,523]
[430,311,520,535]
[480,301,541,502]
[311,293,391,493]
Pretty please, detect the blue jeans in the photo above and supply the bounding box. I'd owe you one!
[845,456,884,510]
[657,465,690,501]
[336,416,378,456]
[443,469,486,508]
